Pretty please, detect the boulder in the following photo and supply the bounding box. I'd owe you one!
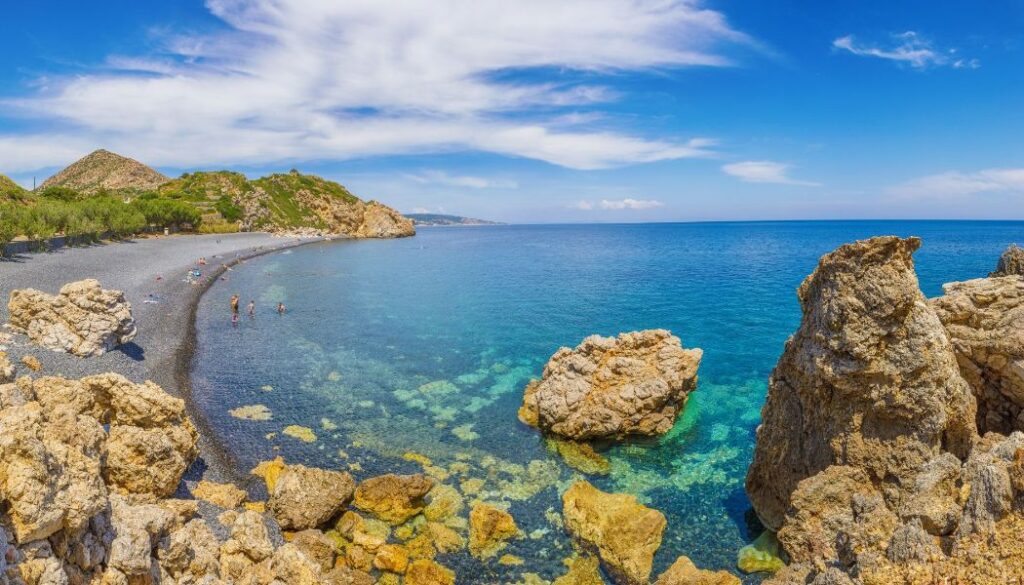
[655,556,741,585]
[467,503,519,560]
[191,480,247,509]
[562,480,666,585]
[0,351,14,383]
[746,236,977,531]
[932,276,1024,434]
[405,559,456,585]
[519,329,702,440]
[353,473,433,524]
[990,244,1024,277]
[7,279,136,357]
[268,464,355,530]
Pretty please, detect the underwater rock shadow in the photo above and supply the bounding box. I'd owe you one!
[117,341,145,361]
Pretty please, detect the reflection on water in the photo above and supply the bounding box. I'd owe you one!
[192,221,1023,583]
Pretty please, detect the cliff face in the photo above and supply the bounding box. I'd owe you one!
[39,149,169,194]
[748,236,1024,585]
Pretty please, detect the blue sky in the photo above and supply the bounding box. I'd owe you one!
[1,0,1022,223]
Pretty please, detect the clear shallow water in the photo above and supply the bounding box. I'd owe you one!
[192,221,1024,583]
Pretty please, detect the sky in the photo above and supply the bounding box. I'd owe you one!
[0,0,1022,223]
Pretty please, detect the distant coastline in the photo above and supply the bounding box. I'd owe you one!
[406,212,504,226]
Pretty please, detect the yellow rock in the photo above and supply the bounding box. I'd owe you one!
[499,554,525,566]
[452,424,479,441]
[229,404,273,421]
[353,473,434,524]
[283,425,317,442]
[468,502,519,560]
[244,501,266,513]
[546,438,610,476]
[427,522,465,553]
[373,544,410,573]
[405,559,456,585]
[20,355,41,372]
[320,417,338,431]
[424,484,464,522]
[553,555,604,585]
[736,531,785,574]
[191,480,247,508]
[460,477,485,496]
[251,456,286,492]
[562,480,665,585]
[654,556,740,585]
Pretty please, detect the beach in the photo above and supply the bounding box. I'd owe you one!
[0,232,321,483]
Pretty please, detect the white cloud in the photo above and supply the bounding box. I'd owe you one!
[407,170,518,189]
[573,198,663,210]
[832,32,977,69]
[889,168,1024,199]
[0,0,753,173]
[721,161,819,186]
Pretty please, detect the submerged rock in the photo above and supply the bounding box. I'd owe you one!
[655,556,740,585]
[736,531,785,574]
[468,503,519,560]
[562,480,666,585]
[552,555,605,585]
[519,329,702,440]
[192,480,248,508]
[353,473,434,524]
[932,276,1024,434]
[7,279,136,357]
[746,236,976,531]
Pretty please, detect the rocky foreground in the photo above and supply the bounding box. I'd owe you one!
[747,237,1024,584]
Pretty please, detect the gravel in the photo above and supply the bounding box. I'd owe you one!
[0,232,323,484]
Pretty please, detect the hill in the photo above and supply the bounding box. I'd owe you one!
[0,175,33,203]
[39,149,169,194]
[406,213,503,226]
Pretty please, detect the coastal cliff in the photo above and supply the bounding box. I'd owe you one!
[747,236,1024,584]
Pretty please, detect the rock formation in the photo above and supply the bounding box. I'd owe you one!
[0,352,14,383]
[746,236,1024,584]
[467,503,519,560]
[7,279,137,357]
[519,330,702,440]
[746,236,976,531]
[654,556,740,585]
[353,473,433,524]
[932,275,1024,434]
[562,480,666,585]
[990,244,1024,276]
[267,463,355,530]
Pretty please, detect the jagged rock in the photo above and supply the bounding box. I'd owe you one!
[519,330,702,440]
[885,519,940,563]
[655,556,741,585]
[191,480,247,509]
[268,464,355,530]
[405,559,455,585]
[932,276,1024,434]
[291,530,336,572]
[373,543,410,573]
[562,480,665,585]
[552,555,605,585]
[354,201,416,238]
[0,352,14,383]
[990,244,1024,277]
[20,355,41,372]
[898,452,963,536]
[157,519,221,582]
[7,280,137,357]
[468,503,519,560]
[353,473,433,524]
[747,236,977,531]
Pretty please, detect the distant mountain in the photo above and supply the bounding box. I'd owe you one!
[406,213,503,226]
[39,149,169,194]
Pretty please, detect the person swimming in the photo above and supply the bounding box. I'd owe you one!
[277,302,286,315]
[247,300,255,317]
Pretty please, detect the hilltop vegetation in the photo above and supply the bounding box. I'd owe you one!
[0,150,414,251]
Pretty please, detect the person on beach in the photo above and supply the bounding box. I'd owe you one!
[231,294,240,316]
[247,300,255,317]
[277,302,286,315]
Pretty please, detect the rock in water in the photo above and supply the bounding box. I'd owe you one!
[267,463,355,530]
[353,473,434,524]
[562,480,666,585]
[519,329,702,440]
[746,236,976,531]
[655,556,741,585]
[990,244,1024,276]
[932,276,1024,434]
[7,279,137,357]
[468,503,519,560]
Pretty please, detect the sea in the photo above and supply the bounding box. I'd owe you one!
[190,220,1024,584]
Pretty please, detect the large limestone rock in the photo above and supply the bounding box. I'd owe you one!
[655,556,741,585]
[932,276,1024,434]
[7,279,137,357]
[562,480,666,585]
[353,473,433,525]
[354,201,416,238]
[746,236,977,531]
[990,244,1024,276]
[519,330,702,440]
[268,464,355,530]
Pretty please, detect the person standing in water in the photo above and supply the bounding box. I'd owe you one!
[230,294,240,316]
[277,302,286,315]
[247,300,255,317]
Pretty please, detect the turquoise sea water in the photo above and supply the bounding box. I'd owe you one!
[191,221,1024,583]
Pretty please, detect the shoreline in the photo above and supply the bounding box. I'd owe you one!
[0,232,331,488]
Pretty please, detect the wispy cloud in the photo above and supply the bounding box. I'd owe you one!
[889,168,1024,199]
[832,32,978,70]
[0,0,754,173]
[573,198,664,210]
[407,170,518,189]
[721,161,819,186]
